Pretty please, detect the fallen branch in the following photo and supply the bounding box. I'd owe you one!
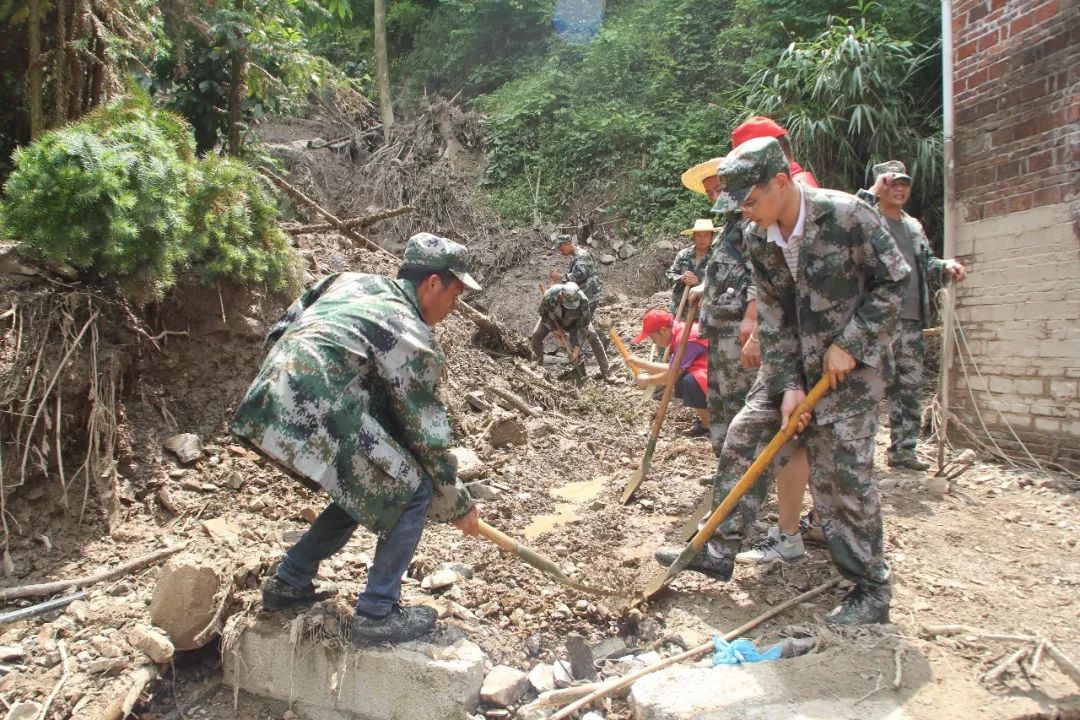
[36,640,69,720]
[892,647,904,690]
[549,578,841,720]
[485,387,536,417]
[1044,642,1080,686]
[853,671,885,706]
[983,645,1032,683]
[0,543,187,602]
[284,205,416,235]
[94,665,158,720]
[192,578,235,647]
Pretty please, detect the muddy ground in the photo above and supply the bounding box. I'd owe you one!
[1,114,1078,720]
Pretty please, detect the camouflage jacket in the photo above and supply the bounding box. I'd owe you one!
[700,217,755,339]
[538,286,594,348]
[561,248,603,306]
[745,187,911,424]
[231,273,473,535]
[857,189,951,328]
[665,246,710,314]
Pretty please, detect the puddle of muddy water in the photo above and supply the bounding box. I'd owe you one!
[523,477,607,540]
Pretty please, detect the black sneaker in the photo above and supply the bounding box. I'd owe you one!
[349,605,438,645]
[261,577,339,610]
[653,546,734,581]
[684,420,710,438]
[887,453,930,471]
[825,584,891,626]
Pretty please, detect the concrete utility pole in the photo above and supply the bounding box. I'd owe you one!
[938,0,957,471]
[374,0,394,142]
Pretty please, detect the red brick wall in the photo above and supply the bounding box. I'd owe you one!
[952,0,1079,220]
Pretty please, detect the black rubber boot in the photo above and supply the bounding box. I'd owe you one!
[261,577,338,610]
[349,605,438,645]
[825,584,892,626]
[653,546,734,581]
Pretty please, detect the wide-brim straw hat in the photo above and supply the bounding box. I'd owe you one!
[680,157,722,196]
[680,218,720,236]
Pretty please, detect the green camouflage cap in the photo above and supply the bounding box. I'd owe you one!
[557,281,581,309]
[402,232,481,292]
[873,160,912,183]
[550,233,574,250]
[710,137,789,214]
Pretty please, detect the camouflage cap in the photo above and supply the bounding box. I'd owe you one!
[873,160,912,183]
[402,232,481,292]
[558,281,581,309]
[710,137,789,215]
[550,233,574,250]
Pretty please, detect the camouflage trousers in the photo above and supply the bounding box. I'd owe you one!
[709,378,890,589]
[531,319,610,376]
[704,328,755,457]
[886,319,924,459]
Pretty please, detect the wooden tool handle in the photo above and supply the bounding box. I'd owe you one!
[607,326,639,378]
[478,520,567,579]
[649,301,699,439]
[478,520,518,554]
[662,285,692,362]
[690,375,831,551]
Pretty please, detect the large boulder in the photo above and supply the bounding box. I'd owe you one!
[149,554,221,650]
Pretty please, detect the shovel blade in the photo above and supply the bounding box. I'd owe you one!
[681,489,713,541]
[643,541,701,599]
[621,442,655,504]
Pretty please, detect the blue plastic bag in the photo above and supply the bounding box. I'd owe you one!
[712,636,784,666]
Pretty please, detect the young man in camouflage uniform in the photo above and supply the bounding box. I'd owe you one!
[665,219,716,315]
[657,138,911,625]
[531,281,610,379]
[859,161,968,470]
[551,234,603,311]
[231,233,481,645]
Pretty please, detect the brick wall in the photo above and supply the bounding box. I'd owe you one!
[950,0,1080,471]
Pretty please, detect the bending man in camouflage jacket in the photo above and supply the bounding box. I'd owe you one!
[231,233,480,645]
[532,281,610,379]
[551,234,603,310]
[858,161,967,470]
[657,138,911,625]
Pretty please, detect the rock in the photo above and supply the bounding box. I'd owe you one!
[201,516,241,542]
[599,254,616,265]
[4,702,42,720]
[149,554,221,650]
[465,391,492,412]
[485,710,511,720]
[489,416,528,448]
[617,244,637,260]
[655,240,676,252]
[467,482,502,501]
[582,713,605,720]
[65,600,89,623]
[552,659,574,688]
[421,569,463,592]
[451,447,488,481]
[438,561,474,579]
[524,634,542,658]
[565,633,596,680]
[672,629,708,650]
[480,665,530,707]
[591,637,628,661]
[128,625,175,664]
[636,651,661,666]
[0,645,23,662]
[42,259,79,280]
[88,657,127,673]
[637,618,662,642]
[300,506,319,523]
[528,663,556,694]
[926,476,949,496]
[164,433,203,464]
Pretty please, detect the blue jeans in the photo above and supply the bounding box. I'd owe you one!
[275,475,434,617]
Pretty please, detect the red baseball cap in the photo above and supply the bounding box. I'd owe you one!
[633,309,674,344]
[731,116,788,148]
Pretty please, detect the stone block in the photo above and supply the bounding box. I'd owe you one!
[223,617,486,720]
[149,554,221,650]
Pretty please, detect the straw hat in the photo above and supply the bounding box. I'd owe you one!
[680,218,720,236]
[680,157,722,196]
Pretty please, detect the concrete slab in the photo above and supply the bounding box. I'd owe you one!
[223,616,487,720]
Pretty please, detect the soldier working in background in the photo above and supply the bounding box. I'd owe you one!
[657,138,911,625]
[626,309,711,436]
[532,281,610,380]
[859,161,968,471]
[665,219,715,315]
[231,233,481,645]
[550,233,603,311]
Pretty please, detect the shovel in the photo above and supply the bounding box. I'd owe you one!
[663,285,692,362]
[621,302,700,504]
[642,375,831,599]
[602,323,638,380]
[477,520,622,597]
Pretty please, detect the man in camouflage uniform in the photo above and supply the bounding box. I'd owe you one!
[859,160,968,470]
[665,219,715,315]
[551,234,603,311]
[531,281,610,379]
[657,138,911,625]
[231,233,481,645]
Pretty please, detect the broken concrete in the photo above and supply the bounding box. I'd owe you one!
[223,617,486,720]
[450,447,487,480]
[489,415,528,447]
[629,662,908,719]
[149,554,221,650]
[481,664,530,707]
[164,433,203,464]
[127,624,175,664]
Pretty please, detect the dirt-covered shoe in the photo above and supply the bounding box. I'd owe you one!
[684,420,710,438]
[887,453,930,471]
[653,546,734,581]
[736,528,805,564]
[825,585,891,626]
[349,605,437,645]
[799,512,826,545]
[261,577,338,610]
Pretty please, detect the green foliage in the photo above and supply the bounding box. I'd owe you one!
[0,94,295,300]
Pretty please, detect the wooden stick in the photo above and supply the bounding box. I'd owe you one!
[550,577,840,720]
[94,666,158,720]
[0,543,187,602]
[606,326,639,379]
[662,285,692,362]
[284,205,415,235]
[1044,642,1080,686]
[983,645,1031,683]
[36,641,69,720]
[485,386,536,417]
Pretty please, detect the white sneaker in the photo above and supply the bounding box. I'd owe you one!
[736,527,805,564]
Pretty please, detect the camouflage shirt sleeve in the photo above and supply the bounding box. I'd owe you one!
[266,273,341,347]
[833,203,911,368]
[666,248,693,283]
[374,311,473,523]
[909,215,950,288]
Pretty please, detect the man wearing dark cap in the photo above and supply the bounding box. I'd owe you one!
[550,233,603,311]
[658,138,911,625]
[232,232,481,645]
[532,281,610,379]
[860,161,968,470]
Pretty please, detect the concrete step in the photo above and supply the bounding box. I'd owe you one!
[223,615,487,720]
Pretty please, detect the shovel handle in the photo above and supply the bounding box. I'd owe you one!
[690,375,831,551]
[607,327,639,378]
[662,285,692,362]
[478,520,567,578]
